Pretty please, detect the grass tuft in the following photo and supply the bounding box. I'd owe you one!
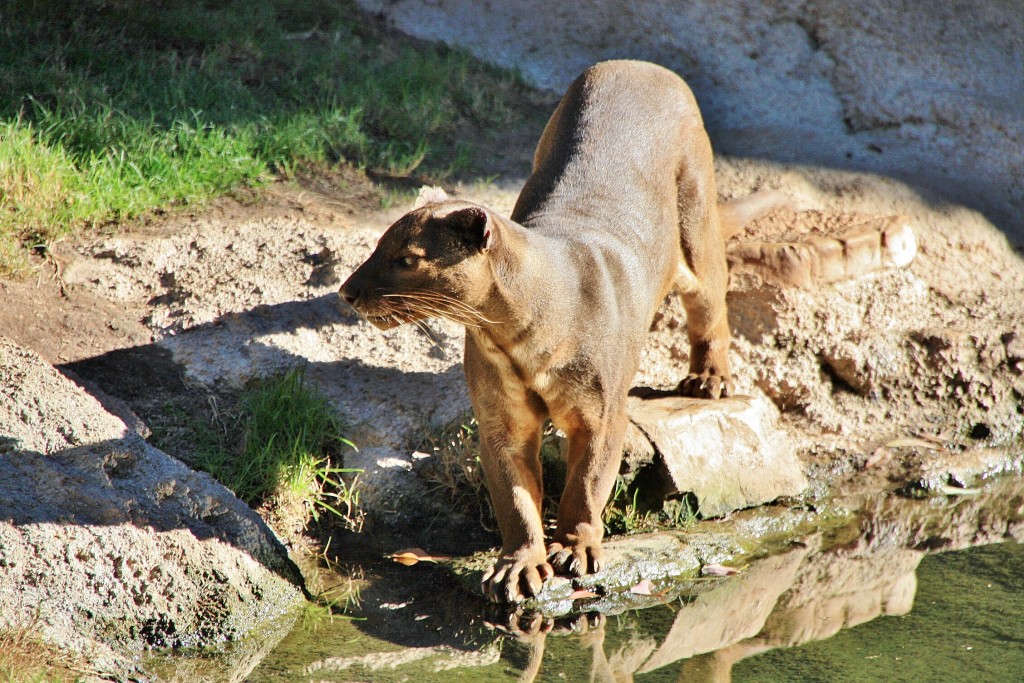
[418,419,495,531]
[0,619,86,683]
[418,417,564,531]
[191,368,363,532]
[603,480,700,536]
[0,0,531,274]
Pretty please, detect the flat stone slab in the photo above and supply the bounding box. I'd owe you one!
[449,503,828,616]
[626,395,807,518]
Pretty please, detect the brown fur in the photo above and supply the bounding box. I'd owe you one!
[341,60,741,603]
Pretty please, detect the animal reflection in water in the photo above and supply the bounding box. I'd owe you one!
[487,476,1024,681]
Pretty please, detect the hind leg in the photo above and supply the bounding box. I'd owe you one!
[676,281,733,398]
[675,131,733,399]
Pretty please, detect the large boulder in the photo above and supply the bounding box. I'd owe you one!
[356,0,1024,241]
[0,337,304,677]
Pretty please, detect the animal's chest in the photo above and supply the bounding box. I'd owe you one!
[471,330,579,401]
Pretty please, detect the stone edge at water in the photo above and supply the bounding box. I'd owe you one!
[448,504,834,617]
[447,441,1024,616]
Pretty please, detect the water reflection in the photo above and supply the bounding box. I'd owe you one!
[242,474,1024,682]
[507,475,1024,682]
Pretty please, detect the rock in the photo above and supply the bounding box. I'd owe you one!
[449,503,826,617]
[626,395,808,518]
[355,0,1024,241]
[0,337,304,678]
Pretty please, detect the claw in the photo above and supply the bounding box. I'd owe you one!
[547,539,603,577]
[482,551,554,604]
[678,372,733,399]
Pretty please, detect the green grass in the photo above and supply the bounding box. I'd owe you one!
[0,0,529,274]
[602,479,699,536]
[191,368,362,530]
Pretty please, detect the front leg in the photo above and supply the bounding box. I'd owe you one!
[466,337,553,603]
[548,403,627,577]
[476,414,553,603]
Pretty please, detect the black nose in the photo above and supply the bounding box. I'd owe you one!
[339,284,359,307]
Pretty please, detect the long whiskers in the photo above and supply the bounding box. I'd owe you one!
[382,289,500,327]
[411,317,447,357]
[370,294,455,356]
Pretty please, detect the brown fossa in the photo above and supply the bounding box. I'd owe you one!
[341,60,769,603]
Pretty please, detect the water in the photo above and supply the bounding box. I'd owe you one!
[152,476,1024,682]
[733,542,1024,682]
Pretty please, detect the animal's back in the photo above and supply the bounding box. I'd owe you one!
[511,60,701,326]
[512,60,702,239]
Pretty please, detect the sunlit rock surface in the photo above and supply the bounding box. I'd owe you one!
[627,395,808,517]
[0,337,304,678]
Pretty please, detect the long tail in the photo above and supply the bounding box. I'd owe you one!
[718,189,790,240]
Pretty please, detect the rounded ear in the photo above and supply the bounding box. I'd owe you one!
[442,206,497,252]
[414,185,449,208]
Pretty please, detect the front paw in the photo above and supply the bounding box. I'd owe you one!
[481,549,554,604]
[678,371,733,399]
[546,539,603,577]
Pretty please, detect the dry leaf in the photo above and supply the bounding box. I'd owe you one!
[388,547,450,566]
[701,563,739,577]
[390,552,421,566]
[568,589,600,600]
[630,579,655,595]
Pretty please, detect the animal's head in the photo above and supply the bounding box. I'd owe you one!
[339,190,504,330]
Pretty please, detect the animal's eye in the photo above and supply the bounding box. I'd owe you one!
[395,254,417,268]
